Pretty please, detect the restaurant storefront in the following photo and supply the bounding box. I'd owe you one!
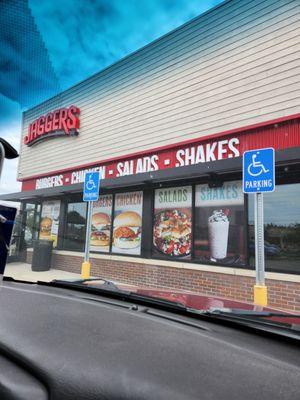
[2,0,300,310]
[3,115,300,311]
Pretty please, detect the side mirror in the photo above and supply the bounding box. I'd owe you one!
[0,137,19,182]
[0,138,19,159]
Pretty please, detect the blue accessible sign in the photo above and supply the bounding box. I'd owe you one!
[83,171,100,202]
[243,148,275,193]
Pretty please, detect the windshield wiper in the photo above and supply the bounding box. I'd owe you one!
[203,307,300,319]
[48,279,187,310]
[55,277,121,292]
[189,307,300,338]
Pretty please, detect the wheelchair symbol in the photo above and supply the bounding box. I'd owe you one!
[247,153,269,177]
[86,174,96,191]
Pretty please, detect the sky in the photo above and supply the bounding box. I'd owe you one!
[0,0,224,199]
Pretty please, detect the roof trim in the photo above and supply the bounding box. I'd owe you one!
[5,147,300,201]
[3,156,241,201]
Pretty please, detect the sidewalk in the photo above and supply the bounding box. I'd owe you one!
[4,262,81,282]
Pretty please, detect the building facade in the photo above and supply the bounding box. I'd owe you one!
[2,0,300,310]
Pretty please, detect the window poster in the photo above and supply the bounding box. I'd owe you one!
[39,200,61,248]
[90,195,113,253]
[153,186,192,259]
[194,181,245,265]
[112,191,143,255]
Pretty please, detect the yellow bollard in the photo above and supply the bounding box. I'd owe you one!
[254,285,268,307]
[81,261,91,280]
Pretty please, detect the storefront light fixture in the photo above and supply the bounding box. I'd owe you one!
[208,173,223,189]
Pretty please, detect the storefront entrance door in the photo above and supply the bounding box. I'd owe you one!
[8,203,41,262]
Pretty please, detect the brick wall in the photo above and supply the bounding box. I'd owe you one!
[26,251,300,312]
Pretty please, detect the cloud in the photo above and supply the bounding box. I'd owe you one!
[0,0,61,108]
[0,95,21,130]
[0,0,223,198]
[0,158,21,194]
[29,0,222,90]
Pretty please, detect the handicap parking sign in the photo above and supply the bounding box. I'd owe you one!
[243,148,275,193]
[83,171,100,201]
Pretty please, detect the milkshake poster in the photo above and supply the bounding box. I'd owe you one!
[39,200,61,248]
[112,191,143,255]
[153,186,192,259]
[90,195,113,253]
[194,181,245,265]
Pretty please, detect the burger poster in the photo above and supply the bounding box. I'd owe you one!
[153,186,192,259]
[39,200,61,247]
[112,191,143,255]
[90,195,113,253]
[194,180,245,265]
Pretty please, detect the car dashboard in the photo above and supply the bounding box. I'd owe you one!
[0,280,299,400]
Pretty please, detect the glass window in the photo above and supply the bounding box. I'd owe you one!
[194,181,246,265]
[153,186,192,259]
[112,191,143,255]
[25,203,35,211]
[22,204,41,248]
[9,211,23,258]
[90,195,113,253]
[64,202,87,251]
[248,183,300,273]
[24,209,36,247]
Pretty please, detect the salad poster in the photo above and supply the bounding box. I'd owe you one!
[153,186,192,259]
[39,200,61,248]
[112,191,143,255]
[90,195,113,253]
[194,181,245,265]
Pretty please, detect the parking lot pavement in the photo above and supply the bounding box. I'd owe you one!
[3,262,81,282]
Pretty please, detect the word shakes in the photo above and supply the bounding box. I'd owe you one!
[175,138,239,167]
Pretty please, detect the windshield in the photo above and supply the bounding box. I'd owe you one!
[1,0,300,332]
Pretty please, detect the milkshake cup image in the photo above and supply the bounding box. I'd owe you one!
[208,210,229,260]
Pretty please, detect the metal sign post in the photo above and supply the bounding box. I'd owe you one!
[243,148,275,307]
[83,201,93,268]
[82,171,100,279]
[254,192,265,286]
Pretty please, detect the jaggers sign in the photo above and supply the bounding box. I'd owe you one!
[24,105,80,146]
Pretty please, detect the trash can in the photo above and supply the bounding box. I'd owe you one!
[31,240,53,271]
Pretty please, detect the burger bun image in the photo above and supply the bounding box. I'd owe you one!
[92,212,110,226]
[90,237,110,247]
[113,211,141,228]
